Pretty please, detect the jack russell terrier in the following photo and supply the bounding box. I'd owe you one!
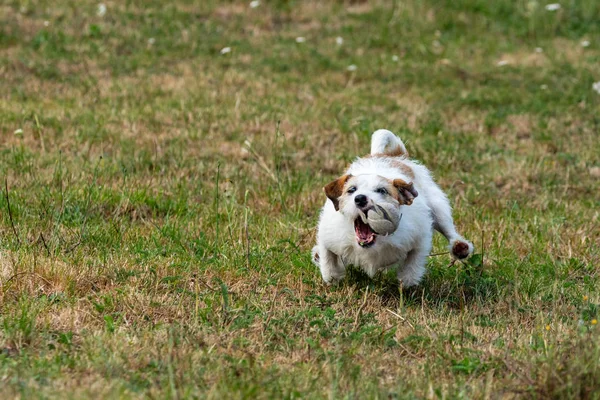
[312,129,473,287]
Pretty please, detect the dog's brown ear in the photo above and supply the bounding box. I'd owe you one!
[324,174,352,211]
[392,179,418,205]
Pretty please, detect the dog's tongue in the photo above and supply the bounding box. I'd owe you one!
[354,218,375,246]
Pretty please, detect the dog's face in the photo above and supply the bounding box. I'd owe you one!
[324,174,418,247]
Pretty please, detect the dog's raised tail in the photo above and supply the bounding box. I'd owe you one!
[370,129,407,157]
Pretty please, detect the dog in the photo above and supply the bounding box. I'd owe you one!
[312,129,473,287]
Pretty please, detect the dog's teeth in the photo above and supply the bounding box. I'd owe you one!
[359,212,368,224]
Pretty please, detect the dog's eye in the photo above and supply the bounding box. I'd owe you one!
[376,188,388,195]
[347,186,357,194]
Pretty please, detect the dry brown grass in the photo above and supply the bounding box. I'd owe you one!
[1,0,599,398]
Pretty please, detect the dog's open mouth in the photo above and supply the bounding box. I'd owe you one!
[354,217,376,247]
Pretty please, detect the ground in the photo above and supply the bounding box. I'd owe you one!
[1,0,599,398]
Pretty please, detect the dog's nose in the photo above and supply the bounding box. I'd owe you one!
[354,194,368,207]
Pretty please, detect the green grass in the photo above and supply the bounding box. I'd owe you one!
[1,0,599,398]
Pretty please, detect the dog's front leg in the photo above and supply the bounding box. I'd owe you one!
[312,246,345,284]
[397,244,430,287]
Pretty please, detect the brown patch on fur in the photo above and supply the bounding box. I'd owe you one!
[366,154,415,178]
[389,159,415,178]
[324,174,352,211]
[375,146,407,157]
[452,241,470,259]
[392,179,418,205]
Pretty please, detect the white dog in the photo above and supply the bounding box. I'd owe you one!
[312,129,473,287]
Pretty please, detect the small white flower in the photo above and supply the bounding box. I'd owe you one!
[43,21,49,27]
[347,64,357,72]
[578,319,585,326]
[540,84,548,90]
[335,36,344,46]
[97,3,107,17]
[14,129,23,135]
[249,0,260,8]
[392,55,399,62]
[295,36,306,43]
[148,38,156,45]
[497,60,509,66]
[581,40,590,47]
[545,3,561,11]
[535,47,543,53]
[220,47,231,55]
[593,81,600,95]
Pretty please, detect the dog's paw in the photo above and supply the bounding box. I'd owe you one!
[397,276,420,289]
[450,239,474,259]
[322,273,345,285]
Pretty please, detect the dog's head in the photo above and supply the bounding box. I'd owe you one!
[324,174,418,247]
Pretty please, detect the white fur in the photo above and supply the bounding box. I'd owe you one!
[313,130,473,287]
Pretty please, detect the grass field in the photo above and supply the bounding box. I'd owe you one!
[1,0,600,398]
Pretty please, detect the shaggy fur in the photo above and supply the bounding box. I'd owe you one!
[312,129,473,287]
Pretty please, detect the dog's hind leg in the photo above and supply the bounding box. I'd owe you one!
[426,185,474,259]
[313,246,346,284]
